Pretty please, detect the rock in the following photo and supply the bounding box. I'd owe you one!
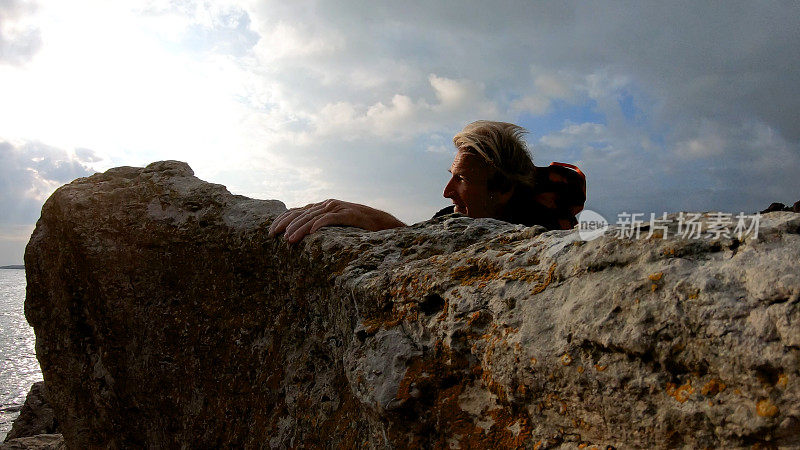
[25,161,800,449]
[761,202,789,213]
[761,201,800,214]
[4,383,57,442]
[0,435,64,450]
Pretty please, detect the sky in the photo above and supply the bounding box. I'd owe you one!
[1,0,799,265]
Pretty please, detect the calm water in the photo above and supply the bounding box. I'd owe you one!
[0,269,42,441]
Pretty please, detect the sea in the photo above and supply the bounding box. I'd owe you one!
[0,269,42,442]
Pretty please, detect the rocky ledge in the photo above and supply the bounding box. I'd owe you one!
[24,161,799,448]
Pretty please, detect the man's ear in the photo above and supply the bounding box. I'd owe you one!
[495,185,515,207]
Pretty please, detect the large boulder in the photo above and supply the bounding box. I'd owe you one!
[25,161,800,448]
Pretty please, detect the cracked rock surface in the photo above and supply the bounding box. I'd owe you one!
[25,161,800,448]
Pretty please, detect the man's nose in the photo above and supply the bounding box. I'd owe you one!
[443,177,455,198]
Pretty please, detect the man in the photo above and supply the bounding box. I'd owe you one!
[269,121,585,243]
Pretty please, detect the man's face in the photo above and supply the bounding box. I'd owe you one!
[443,151,497,218]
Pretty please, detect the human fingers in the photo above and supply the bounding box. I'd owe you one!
[269,208,304,236]
[286,210,342,243]
[283,202,335,239]
[287,206,355,243]
[269,203,319,236]
[286,214,321,243]
[308,210,352,234]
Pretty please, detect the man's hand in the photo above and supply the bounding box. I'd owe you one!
[268,199,406,243]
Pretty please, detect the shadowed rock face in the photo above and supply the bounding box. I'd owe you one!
[4,382,58,442]
[24,161,800,449]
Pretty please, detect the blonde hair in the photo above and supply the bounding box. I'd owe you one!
[452,120,537,191]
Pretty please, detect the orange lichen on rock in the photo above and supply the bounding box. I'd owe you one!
[700,379,726,397]
[777,373,788,388]
[357,272,446,334]
[361,302,414,332]
[436,297,451,323]
[390,271,434,300]
[450,256,551,290]
[363,268,468,333]
[666,381,694,403]
[649,272,664,292]
[531,263,557,295]
[502,266,544,283]
[468,310,493,328]
[480,362,511,405]
[756,399,779,418]
[648,272,663,281]
[560,353,573,366]
[450,258,503,286]
[594,364,607,372]
[391,340,534,448]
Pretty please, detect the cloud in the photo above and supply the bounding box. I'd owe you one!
[539,122,608,150]
[536,116,800,221]
[232,0,800,225]
[0,141,95,225]
[0,224,33,265]
[74,147,102,163]
[0,0,42,64]
[136,1,260,56]
[2,0,799,241]
[510,73,581,115]
[237,1,799,142]
[307,74,498,140]
[551,2,800,143]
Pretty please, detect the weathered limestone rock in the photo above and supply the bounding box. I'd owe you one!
[4,383,57,442]
[0,434,64,450]
[25,161,800,448]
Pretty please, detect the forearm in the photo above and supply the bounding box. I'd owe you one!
[269,199,406,243]
[364,206,406,231]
